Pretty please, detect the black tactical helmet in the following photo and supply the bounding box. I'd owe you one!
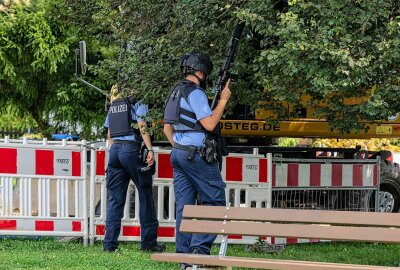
[180,52,213,76]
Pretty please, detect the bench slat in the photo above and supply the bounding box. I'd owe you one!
[180,220,400,243]
[151,253,397,270]
[183,206,400,227]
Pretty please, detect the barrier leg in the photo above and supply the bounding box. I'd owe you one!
[89,148,96,246]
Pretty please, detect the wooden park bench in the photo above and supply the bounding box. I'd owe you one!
[152,205,400,270]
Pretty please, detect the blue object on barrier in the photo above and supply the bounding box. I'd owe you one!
[52,134,80,141]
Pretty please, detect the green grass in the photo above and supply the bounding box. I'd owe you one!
[0,238,398,270]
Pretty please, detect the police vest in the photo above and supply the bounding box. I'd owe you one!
[108,98,141,139]
[164,80,206,133]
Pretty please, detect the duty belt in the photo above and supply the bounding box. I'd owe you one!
[174,142,217,163]
[173,142,202,153]
[113,140,141,146]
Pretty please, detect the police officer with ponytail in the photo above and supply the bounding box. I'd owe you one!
[103,86,165,253]
[163,52,231,268]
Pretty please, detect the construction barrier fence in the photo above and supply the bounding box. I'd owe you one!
[0,137,88,245]
[0,138,380,246]
[271,157,379,211]
[89,146,272,245]
[269,157,380,244]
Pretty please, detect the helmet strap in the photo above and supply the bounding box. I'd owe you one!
[193,73,207,90]
[183,67,207,89]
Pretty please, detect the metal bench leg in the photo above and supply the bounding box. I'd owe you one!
[219,235,228,257]
[191,236,229,270]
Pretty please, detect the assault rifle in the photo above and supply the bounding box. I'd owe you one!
[210,21,245,110]
[209,21,245,168]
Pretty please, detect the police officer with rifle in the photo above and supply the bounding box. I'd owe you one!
[163,22,244,270]
[163,52,231,269]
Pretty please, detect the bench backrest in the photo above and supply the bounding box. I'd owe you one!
[180,206,400,243]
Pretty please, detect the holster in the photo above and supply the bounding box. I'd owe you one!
[200,138,218,164]
[137,142,156,175]
[207,125,229,170]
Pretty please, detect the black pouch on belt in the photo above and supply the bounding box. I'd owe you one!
[138,142,156,175]
[187,146,196,160]
[201,138,217,164]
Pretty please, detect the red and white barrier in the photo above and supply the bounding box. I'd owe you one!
[153,150,270,183]
[270,237,322,245]
[154,149,174,180]
[0,138,82,177]
[0,137,88,244]
[94,223,176,240]
[0,218,83,236]
[270,157,380,245]
[89,146,272,244]
[1,138,380,247]
[272,160,379,188]
[0,148,82,177]
[221,154,269,183]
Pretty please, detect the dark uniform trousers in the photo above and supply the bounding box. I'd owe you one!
[104,142,159,251]
[171,148,226,255]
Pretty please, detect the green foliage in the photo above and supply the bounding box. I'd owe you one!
[0,106,36,129]
[0,0,106,139]
[0,239,398,269]
[313,138,400,152]
[58,0,253,135]
[59,0,400,135]
[2,0,399,138]
[279,137,300,147]
[243,0,400,134]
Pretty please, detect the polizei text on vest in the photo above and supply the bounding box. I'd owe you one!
[110,104,128,114]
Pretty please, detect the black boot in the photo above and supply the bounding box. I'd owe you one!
[140,243,166,253]
[190,248,221,269]
[190,247,207,255]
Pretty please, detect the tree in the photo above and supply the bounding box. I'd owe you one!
[59,0,400,135]
[313,138,400,152]
[0,0,106,138]
[241,0,400,134]
[59,0,250,133]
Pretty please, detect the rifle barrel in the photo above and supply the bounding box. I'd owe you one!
[210,21,245,110]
